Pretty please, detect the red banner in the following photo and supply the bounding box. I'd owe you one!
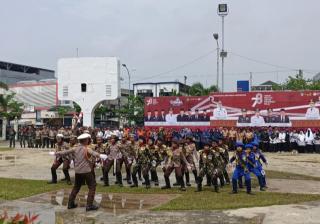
[144,91,320,128]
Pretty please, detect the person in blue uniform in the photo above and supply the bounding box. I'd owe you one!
[229,142,253,194]
[245,143,266,191]
[251,141,268,188]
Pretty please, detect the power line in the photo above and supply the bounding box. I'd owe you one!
[132,49,216,82]
[229,52,298,71]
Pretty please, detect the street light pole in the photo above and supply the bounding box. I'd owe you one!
[122,64,131,126]
[122,64,131,97]
[218,4,228,92]
[213,33,219,90]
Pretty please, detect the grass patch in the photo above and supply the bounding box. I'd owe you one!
[0,178,71,200]
[0,147,13,152]
[154,187,320,211]
[266,170,320,181]
[1,178,320,211]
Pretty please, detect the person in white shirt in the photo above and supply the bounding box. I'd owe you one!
[213,101,227,119]
[305,128,314,153]
[250,109,265,126]
[165,108,177,124]
[297,131,306,153]
[305,100,320,119]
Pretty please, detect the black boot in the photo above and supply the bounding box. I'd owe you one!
[246,179,253,194]
[192,170,198,184]
[185,172,191,187]
[116,172,123,187]
[63,169,72,185]
[161,176,171,189]
[232,179,238,194]
[152,170,159,186]
[86,204,99,211]
[126,171,132,184]
[172,173,179,186]
[219,175,225,187]
[205,174,212,186]
[103,173,109,186]
[179,176,186,191]
[212,178,219,193]
[238,176,243,189]
[223,169,230,184]
[258,176,266,191]
[48,167,57,184]
[195,177,203,192]
[144,174,151,189]
[67,201,78,209]
[130,173,138,187]
[138,168,142,181]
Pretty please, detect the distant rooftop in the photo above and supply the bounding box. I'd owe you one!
[0,60,54,74]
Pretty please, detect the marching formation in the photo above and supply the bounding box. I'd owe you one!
[47,128,268,210]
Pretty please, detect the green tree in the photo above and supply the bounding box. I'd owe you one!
[273,72,320,91]
[116,95,144,126]
[0,84,24,140]
[188,82,219,96]
[56,106,72,126]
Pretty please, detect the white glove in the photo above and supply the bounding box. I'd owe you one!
[100,154,108,160]
[49,151,55,156]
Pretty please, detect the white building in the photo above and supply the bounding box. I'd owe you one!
[133,81,190,98]
[57,57,120,127]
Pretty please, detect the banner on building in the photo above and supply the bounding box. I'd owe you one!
[144,91,320,128]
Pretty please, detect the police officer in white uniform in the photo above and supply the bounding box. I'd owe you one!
[251,109,265,126]
[306,100,320,119]
[213,101,227,119]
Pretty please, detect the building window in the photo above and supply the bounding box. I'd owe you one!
[81,83,87,92]
[63,86,68,97]
[106,85,112,96]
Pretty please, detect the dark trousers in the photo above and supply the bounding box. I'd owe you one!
[9,137,15,148]
[132,164,150,186]
[19,136,26,148]
[103,159,122,185]
[42,137,49,148]
[49,138,55,148]
[51,158,70,182]
[69,172,96,207]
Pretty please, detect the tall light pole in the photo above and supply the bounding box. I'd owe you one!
[218,3,228,92]
[213,33,219,90]
[122,63,131,126]
[122,64,131,97]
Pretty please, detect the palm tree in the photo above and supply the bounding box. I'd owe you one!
[188,82,219,96]
[0,83,24,140]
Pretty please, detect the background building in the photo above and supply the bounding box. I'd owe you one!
[133,81,190,98]
[251,80,278,91]
[0,60,54,85]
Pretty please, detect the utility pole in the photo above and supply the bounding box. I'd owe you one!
[218,4,228,92]
[250,72,253,91]
[213,33,219,90]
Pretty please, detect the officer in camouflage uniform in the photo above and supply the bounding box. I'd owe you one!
[196,141,221,192]
[131,138,152,188]
[86,134,104,179]
[48,134,72,185]
[217,137,231,186]
[161,139,189,191]
[183,137,198,186]
[148,138,162,186]
[151,139,166,186]
[120,136,136,185]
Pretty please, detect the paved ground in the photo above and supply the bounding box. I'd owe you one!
[1,146,320,223]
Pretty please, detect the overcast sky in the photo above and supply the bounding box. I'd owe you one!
[0,0,319,91]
